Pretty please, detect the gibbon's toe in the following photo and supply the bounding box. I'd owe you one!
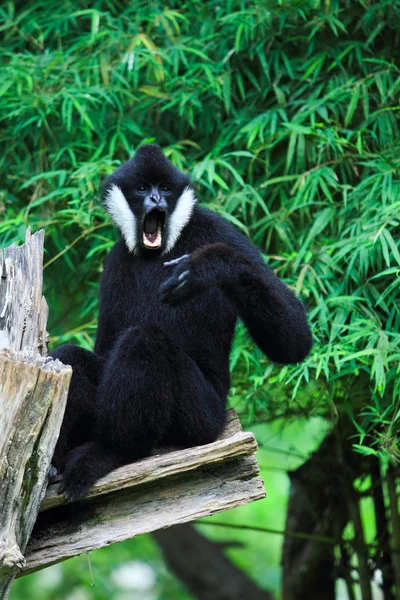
[48,465,58,481]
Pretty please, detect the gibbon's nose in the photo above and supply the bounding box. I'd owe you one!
[144,196,167,214]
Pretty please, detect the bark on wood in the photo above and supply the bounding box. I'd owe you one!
[370,463,395,600]
[22,410,265,575]
[153,523,272,600]
[0,231,71,599]
[282,428,352,600]
[0,229,48,356]
[281,421,375,600]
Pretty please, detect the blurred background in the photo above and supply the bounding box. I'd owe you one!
[1,0,400,598]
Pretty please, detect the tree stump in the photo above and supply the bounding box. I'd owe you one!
[0,230,72,599]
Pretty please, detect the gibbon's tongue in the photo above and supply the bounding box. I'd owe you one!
[143,210,163,249]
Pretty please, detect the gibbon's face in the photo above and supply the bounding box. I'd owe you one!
[103,145,196,255]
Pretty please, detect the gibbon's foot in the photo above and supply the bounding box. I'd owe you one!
[59,442,120,502]
[59,452,95,502]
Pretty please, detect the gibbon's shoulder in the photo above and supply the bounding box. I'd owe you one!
[189,206,265,265]
[190,205,227,228]
[187,206,242,243]
[104,237,129,263]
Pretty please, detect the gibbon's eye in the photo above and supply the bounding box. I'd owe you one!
[137,185,147,193]
[161,184,171,193]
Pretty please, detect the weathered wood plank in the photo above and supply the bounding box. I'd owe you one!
[23,455,265,575]
[41,417,257,511]
[22,410,265,575]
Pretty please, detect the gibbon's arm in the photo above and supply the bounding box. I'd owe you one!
[94,249,122,357]
[94,310,116,357]
[161,242,312,365]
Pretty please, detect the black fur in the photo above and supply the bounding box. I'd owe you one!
[51,145,312,501]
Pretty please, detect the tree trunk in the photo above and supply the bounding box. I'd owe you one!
[282,427,354,600]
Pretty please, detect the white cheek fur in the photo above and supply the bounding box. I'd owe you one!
[164,186,196,254]
[104,184,137,254]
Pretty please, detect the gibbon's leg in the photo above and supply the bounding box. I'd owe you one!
[49,344,106,473]
[160,356,227,448]
[60,324,226,500]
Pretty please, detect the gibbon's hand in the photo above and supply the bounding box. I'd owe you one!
[160,243,238,305]
[160,253,203,305]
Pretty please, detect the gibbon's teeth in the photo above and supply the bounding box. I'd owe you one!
[143,226,162,249]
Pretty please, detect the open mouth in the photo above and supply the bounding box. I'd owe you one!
[143,208,166,249]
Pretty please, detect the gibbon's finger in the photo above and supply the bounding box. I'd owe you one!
[169,280,188,296]
[161,280,189,305]
[160,267,190,291]
[163,254,190,268]
[178,269,190,281]
[160,275,182,295]
[160,278,188,299]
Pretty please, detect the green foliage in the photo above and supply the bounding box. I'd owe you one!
[1,0,400,458]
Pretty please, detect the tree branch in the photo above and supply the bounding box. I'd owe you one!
[153,524,272,600]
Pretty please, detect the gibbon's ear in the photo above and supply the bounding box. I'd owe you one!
[164,186,197,254]
[103,184,137,254]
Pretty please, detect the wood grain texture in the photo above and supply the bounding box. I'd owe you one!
[0,229,48,356]
[24,453,265,575]
[0,231,71,599]
[0,352,71,564]
[41,409,255,511]
[22,410,265,574]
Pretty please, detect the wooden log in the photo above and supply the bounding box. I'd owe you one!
[21,410,265,575]
[0,231,71,599]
